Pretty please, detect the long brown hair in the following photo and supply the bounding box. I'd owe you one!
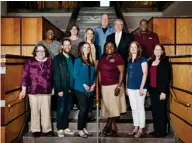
[79,41,94,65]
[151,44,166,61]
[128,41,142,62]
[84,28,95,43]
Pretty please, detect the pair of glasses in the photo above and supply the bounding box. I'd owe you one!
[36,51,45,53]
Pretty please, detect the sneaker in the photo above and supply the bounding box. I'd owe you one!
[64,128,75,135]
[57,130,64,137]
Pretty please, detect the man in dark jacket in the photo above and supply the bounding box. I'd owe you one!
[106,19,133,62]
[52,38,75,137]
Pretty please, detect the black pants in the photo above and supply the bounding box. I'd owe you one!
[75,90,89,130]
[149,88,168,136]
[88,94,94,113]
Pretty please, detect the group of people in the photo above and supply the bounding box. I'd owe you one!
[19,13,171,139]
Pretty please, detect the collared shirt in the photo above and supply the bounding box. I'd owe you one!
[37,40,62,57]
[98,54,124,85]
[127,56,147,89]
[115,31,122,47]
[134,30,160,58]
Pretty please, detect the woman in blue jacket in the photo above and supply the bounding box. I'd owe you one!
[73,41,96,138]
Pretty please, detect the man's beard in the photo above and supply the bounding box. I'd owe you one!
[63,50,70,54]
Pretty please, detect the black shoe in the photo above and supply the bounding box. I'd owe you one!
[88,117,96,122]
[156,133,167,138]
[42,131,54,137]
[32,132,41,138]
[149,131,156,136]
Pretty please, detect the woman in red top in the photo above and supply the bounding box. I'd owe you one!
[98,41,127,136]
[147,44,171,137]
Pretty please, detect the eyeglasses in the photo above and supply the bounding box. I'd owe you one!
[36,51,45,53]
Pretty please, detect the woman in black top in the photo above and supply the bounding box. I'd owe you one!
[147,44,171,137]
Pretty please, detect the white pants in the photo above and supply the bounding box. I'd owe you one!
[29,94,52,133]
[127,89,147,128]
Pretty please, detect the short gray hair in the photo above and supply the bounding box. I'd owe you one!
[114,19,124,27]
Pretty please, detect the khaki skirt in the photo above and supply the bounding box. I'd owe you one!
[101,84,127,118]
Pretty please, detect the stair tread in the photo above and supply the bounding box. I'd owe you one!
[23,131,174,139]
[29,119,154,124]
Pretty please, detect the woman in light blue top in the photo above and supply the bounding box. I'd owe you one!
[73,41,96,138]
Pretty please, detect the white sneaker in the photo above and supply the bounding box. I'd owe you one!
[64,128,75,135]
[57,129,64,137]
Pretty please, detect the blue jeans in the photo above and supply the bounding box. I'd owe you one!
[56,91,72,130]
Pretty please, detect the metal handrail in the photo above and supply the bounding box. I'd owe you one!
[170,88,191,108]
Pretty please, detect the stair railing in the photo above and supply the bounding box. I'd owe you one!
[170,88,191,108]
[65,3,81,36]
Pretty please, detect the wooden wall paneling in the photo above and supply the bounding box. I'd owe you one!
[5,91,27,125]
[171,64,192,92]
[153,18,175,44]
[176,18,192,44]
[176,46,192,55]
[164,45,175,56]
[170,89,192,124]
[1,18,20,45]
[6,113,26,143]
[1,127,5,143]
[5,65,24,92]
[148,18,153,32]
[22,46,34,56]
[1,46,20,55]
[22,18,43,44]
[170,57,192,63]
[170,114,192,143]
[6,57,27,64]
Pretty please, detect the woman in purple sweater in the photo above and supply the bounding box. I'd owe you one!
[19,44,54,138]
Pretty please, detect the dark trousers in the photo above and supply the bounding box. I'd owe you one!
[72,90,79,107]
[75,90,89,130]
[88,93,94,113]
[56,92,72,130]
[149,88,168,136]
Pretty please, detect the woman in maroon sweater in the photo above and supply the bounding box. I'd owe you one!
[147,44,171,137]
[19,44,54,137]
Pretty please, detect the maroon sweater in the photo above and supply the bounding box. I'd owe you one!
[134,30,160,58]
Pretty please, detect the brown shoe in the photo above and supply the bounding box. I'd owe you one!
[42,131,54,137]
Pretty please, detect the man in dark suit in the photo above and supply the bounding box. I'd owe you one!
[106,19,133,62]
